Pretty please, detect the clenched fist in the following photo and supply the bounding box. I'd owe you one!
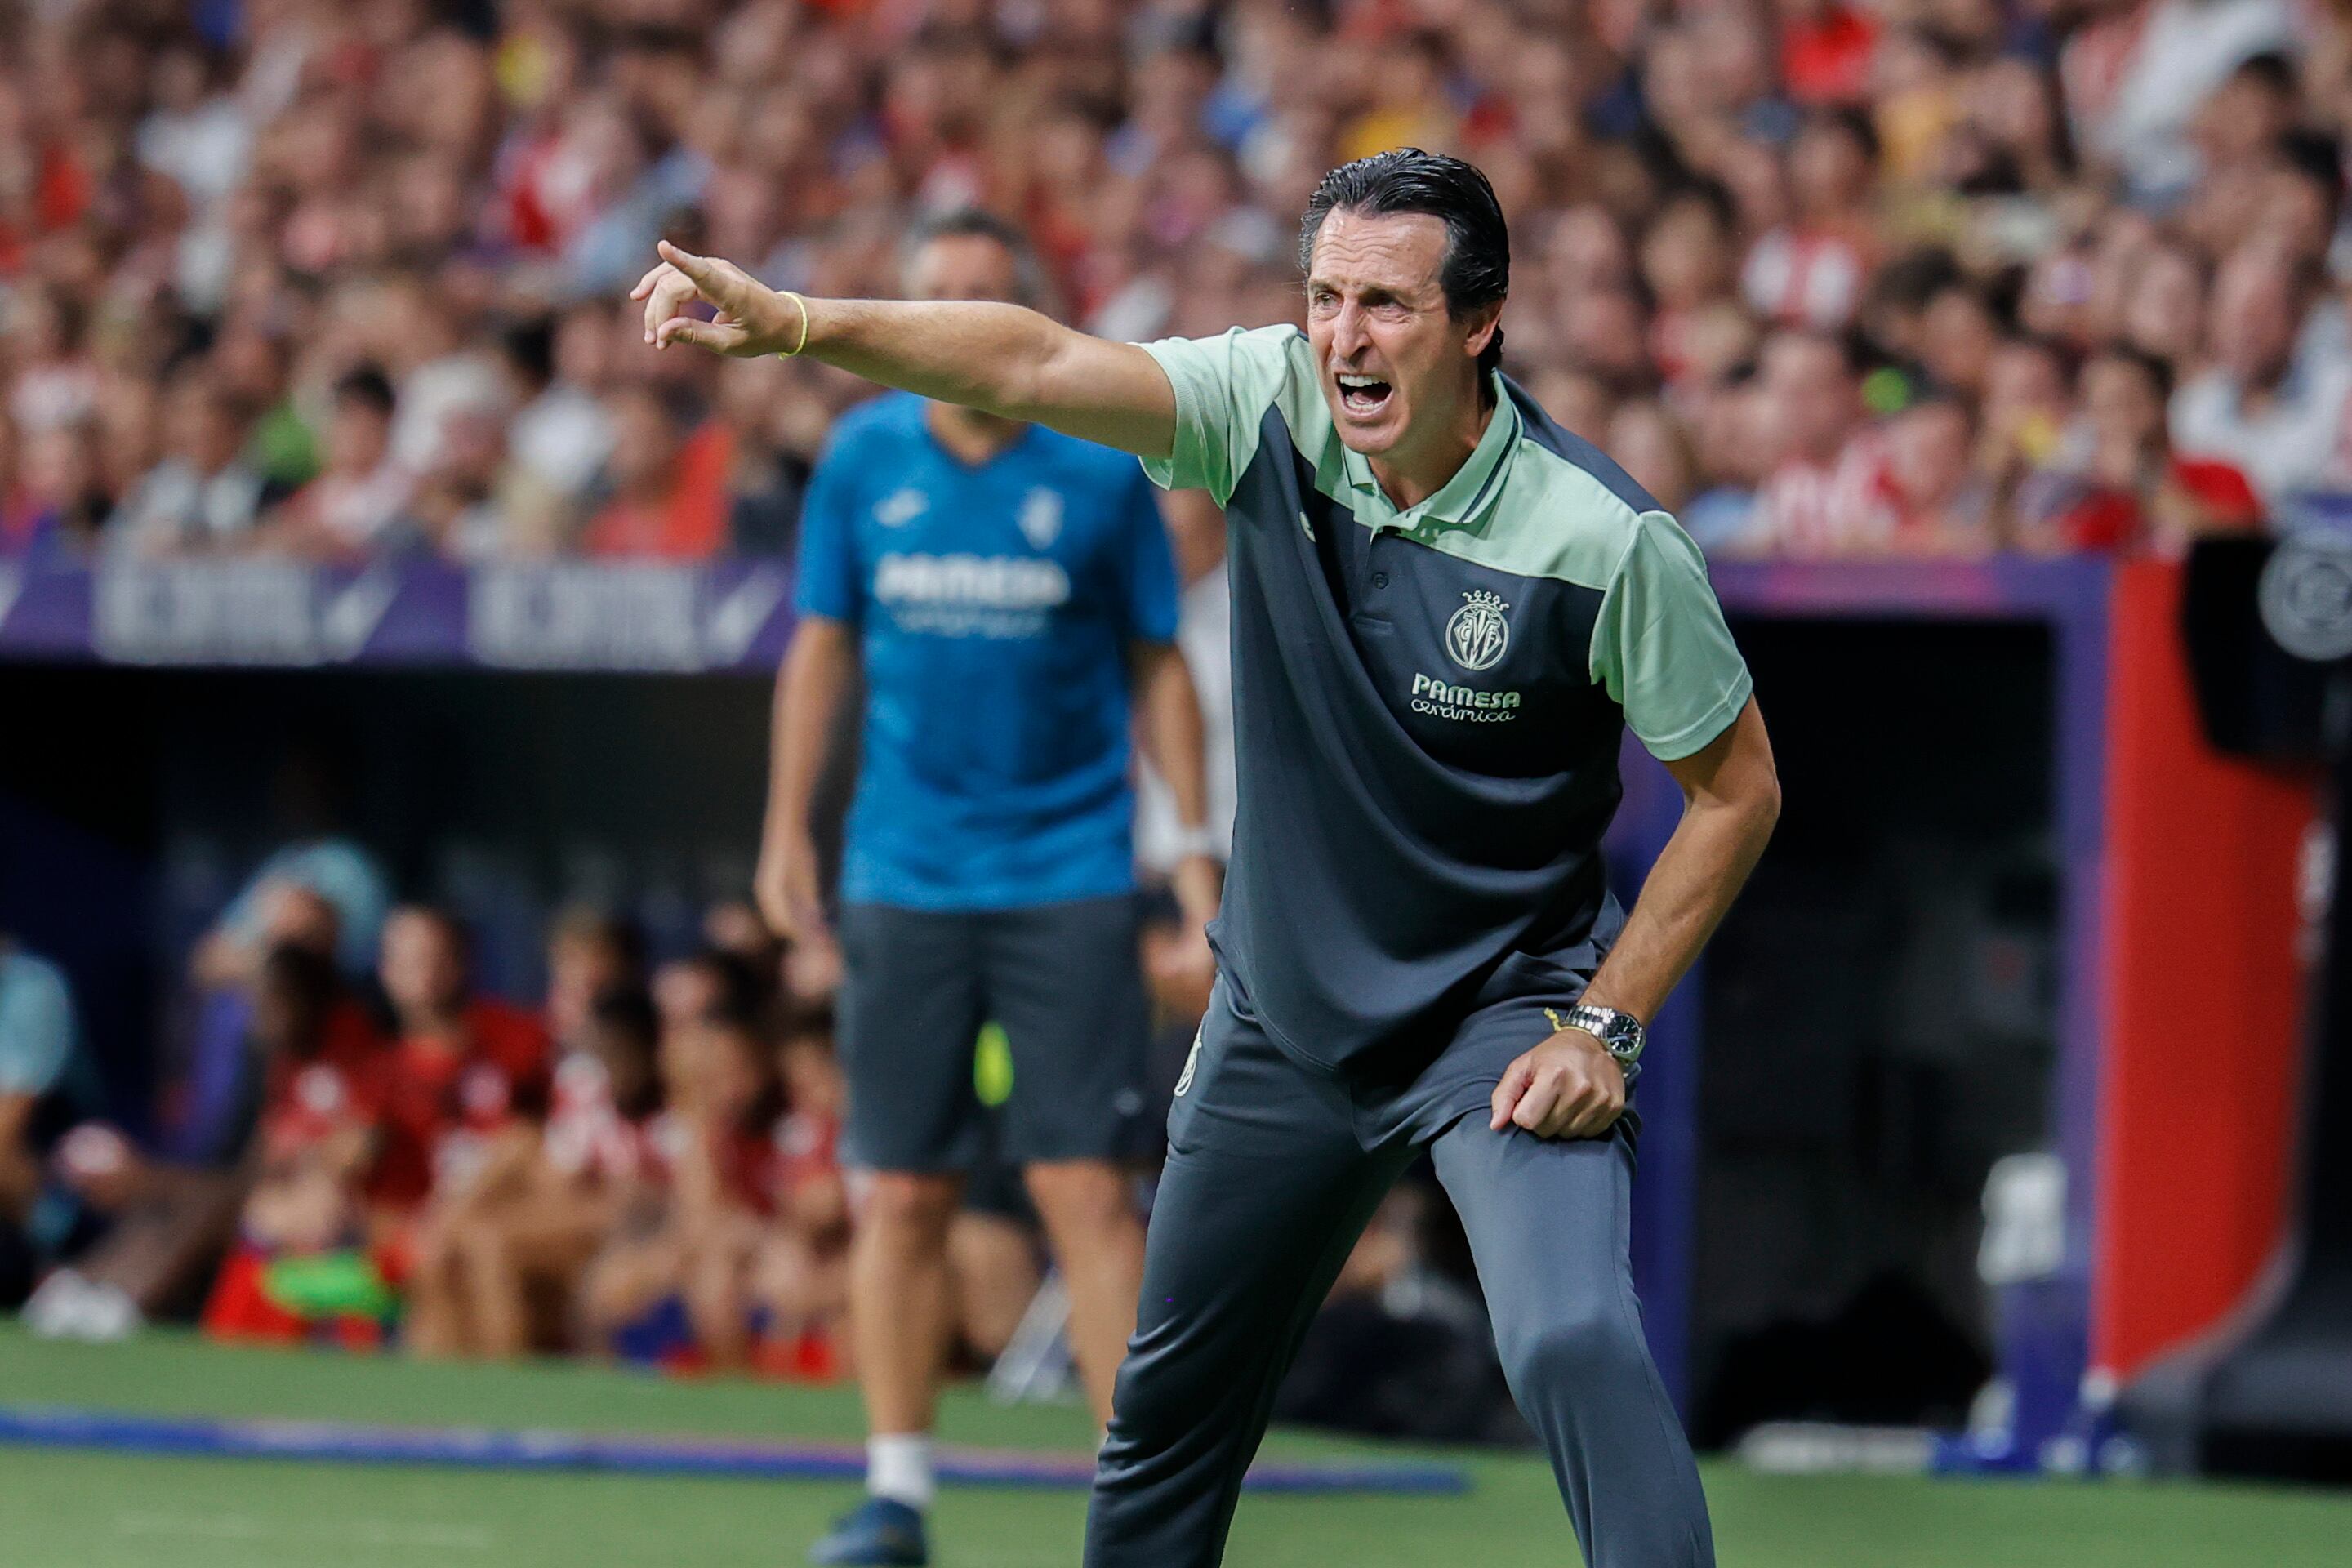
[1489,1025,1626,1140]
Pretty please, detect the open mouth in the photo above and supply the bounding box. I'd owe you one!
[1336,372,1393,417]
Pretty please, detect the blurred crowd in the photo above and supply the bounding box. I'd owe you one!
[6,869,862,1368]
[2,0,2349,567]
[2,746,1535,1406]
[2,822,1232,1374]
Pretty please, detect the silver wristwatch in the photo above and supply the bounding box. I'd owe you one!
[1563,1004,1646,1069]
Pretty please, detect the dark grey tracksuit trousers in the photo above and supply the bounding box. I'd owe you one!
[1085,968,1714,1568]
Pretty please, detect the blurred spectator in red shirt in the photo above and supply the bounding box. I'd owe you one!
[417,982,666,1361]
[2018,344,2264,554]
[236,946,390,1258]
[581,384,730,559]
[368,903,550,1268]
[1778,0,1882,107]
[201,943,394,1346]
[0,413,108,556]
[670,1000,791,1371]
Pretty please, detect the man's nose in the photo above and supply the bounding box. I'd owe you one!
[1330,301,1370,360]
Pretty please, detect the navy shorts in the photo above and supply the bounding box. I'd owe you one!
[835,894,1153,1174]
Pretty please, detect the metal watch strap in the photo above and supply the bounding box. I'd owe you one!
[1565,1003,1645,1066]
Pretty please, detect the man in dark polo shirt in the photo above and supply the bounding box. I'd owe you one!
[636,149,1780,1568]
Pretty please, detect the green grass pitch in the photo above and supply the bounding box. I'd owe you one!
[1,1325,2348,1566]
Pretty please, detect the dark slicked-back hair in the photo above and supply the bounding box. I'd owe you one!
[1298,149,1510,379]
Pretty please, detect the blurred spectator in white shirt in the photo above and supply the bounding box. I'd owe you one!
[497,305,617,553]
[265,368,412,559]
[134,42,251,212]
[110,374,270,556]
[376,274,508,479]
[2062,0,2296,203]
[2169,243,2352,511]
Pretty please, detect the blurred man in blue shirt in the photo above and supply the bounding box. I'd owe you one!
[754,212,1218,1568]
[0,933,99,1309]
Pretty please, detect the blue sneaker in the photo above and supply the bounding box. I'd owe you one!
[808,1497,929,1566]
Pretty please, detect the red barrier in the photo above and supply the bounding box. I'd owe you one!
[2091,559,2314,1380]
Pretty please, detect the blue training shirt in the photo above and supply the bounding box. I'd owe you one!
[795,393,1181,911]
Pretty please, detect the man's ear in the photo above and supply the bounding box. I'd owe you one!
[1464,301,1504,359]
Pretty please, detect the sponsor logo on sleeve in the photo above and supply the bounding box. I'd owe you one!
[874,488,929,528]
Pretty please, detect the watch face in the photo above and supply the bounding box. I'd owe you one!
[1572,1005,1642,1060]
[1600,1013,1643,1060]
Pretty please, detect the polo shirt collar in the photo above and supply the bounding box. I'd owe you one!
[1340,372,1521,533]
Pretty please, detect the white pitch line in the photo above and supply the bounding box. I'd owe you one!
[112,1512,492,1551]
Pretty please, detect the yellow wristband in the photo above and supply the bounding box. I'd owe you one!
[776,291,811,358]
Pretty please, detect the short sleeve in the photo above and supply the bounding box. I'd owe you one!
[1589,512,1753,761]
[1116,472,1182,644]
[793,425,865,624]
[0,956,77,1097]
[1135,326,1302,506]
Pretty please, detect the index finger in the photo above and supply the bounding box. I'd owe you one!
[1490,1056,1535,1132]
[657,240,724,290]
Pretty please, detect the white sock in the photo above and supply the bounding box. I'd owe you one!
[867,1433,935,1510]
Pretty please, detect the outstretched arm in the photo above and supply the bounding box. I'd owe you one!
[633,242,1178,457]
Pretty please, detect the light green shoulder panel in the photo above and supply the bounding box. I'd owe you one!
[1138,326,1333,506]
[1412,439,1644,589]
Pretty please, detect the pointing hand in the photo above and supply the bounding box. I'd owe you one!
[630,240,798,357]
